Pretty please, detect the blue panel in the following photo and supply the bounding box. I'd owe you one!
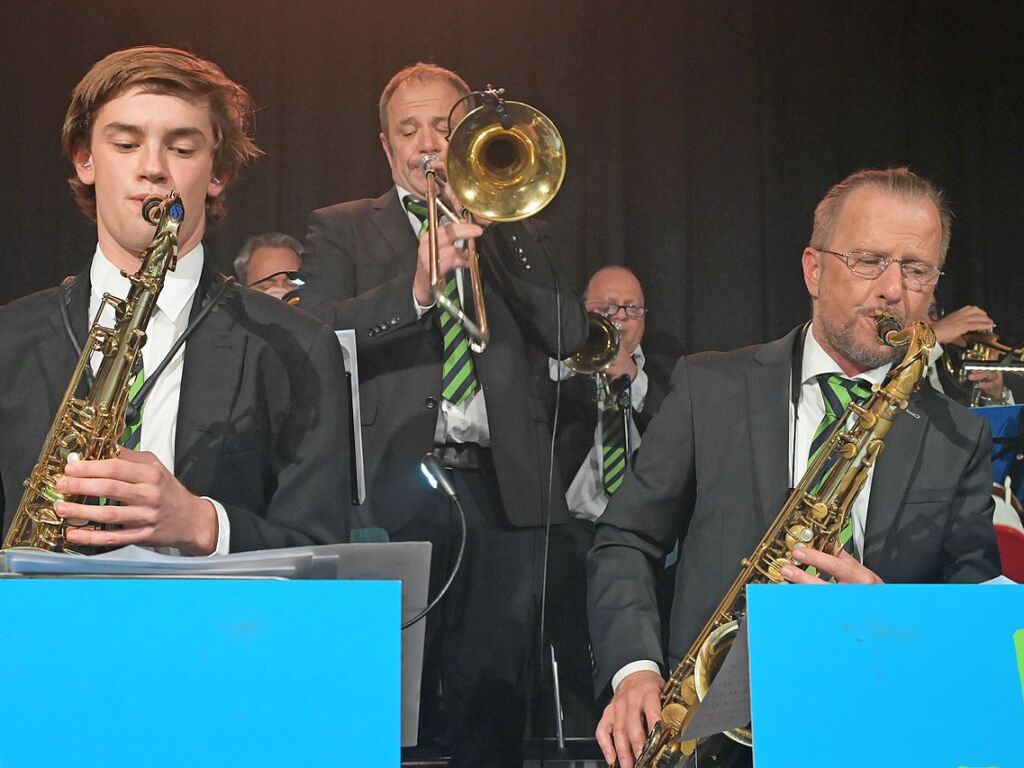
[0,580,400,768]
[747,584,1024,768]
[977,404,1023,487]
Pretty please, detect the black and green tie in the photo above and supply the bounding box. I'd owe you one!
[98,366,144,507]
[403,195,479,405]
[808,373,872,552]
[601,403,628,496]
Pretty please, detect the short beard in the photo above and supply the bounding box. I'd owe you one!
[819,311,903,370]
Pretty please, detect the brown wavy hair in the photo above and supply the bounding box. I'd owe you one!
[62,45,262,224]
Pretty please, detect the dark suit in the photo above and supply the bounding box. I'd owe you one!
[0,258,352,550]
[303,190,586,530]
[588,326,1000,762]
[544,364,667,737]
[302,188,587,766]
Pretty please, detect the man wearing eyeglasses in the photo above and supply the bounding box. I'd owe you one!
[234,232,305,301]
[588,167,1000,768]
[553,266,659,521]
[546,265,666,736]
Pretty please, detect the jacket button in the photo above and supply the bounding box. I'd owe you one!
[425,397,437,409]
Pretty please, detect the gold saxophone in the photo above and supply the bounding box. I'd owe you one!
[630,314,935,767]
[2,193,183,552]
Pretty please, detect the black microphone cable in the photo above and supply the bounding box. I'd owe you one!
[401,453,468,630]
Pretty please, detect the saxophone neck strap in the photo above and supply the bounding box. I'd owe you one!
[59,273,236,411]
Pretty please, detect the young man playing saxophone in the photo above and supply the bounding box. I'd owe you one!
[0,46,351,554]
[588,168,1000,768]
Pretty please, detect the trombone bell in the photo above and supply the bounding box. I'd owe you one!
[446,101,566,222]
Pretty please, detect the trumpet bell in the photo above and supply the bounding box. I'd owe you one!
[564,313,620,375]
[447,101,566,222]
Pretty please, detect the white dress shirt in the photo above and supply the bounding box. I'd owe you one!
[88,244,230,555]
[398,185,491,445]
[611,327,890,692]
[548,347,649,521]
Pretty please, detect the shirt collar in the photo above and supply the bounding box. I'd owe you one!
[802,324,890,388]
[90,242,204,324]
[395,184,422,235]
[632,343,646,369]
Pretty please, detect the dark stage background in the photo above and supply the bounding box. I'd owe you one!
[1,1,1021,373]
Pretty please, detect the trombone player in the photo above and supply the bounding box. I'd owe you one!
[300,62,587,767]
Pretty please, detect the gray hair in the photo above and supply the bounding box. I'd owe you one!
[379,62,471,136]
[233,232,304,283]
[810,167,953,263]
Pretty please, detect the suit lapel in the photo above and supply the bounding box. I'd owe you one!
[863,391,929,566]
[372,188,419,270]
[174,269,246,488]
[43,268,93,399]
[747,327,802,529]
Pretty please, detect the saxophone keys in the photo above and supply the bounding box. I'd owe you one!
[785,524,813,550]
[766,556,792,582]
[661,701,688,727]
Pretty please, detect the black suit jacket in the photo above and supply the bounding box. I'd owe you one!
[0,257,352,550]
[587,326,1001,694]
[302,188,588,530]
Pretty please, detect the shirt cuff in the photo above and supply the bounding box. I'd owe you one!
[413,287,435,319]
[202,497,231,556]
[612,660,662,692]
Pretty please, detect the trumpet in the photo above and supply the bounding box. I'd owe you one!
[421,88,566,353]
[563,313,626,408]
[944,331,1024,406]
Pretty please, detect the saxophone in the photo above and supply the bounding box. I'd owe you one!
[630,314,935,767]
[2,193,184,552]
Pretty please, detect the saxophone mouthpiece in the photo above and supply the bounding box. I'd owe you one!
[873,311,904,347]
[142,196,164,224]
[141,191,183,226]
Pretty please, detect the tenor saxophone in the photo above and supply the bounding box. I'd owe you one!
[2,193,184,552]
[630,314,935,767]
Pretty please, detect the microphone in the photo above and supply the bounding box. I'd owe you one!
[483,85,512,130]
[421,453,458,500]
[124,402,140,427]
[405,453,466,630]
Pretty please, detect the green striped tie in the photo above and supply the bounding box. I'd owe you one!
[403,195,479,405]
[808,373,872,552]
[98,366,144,507]
[601,403,627,495]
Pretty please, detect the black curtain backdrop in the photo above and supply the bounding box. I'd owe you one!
[1,0,1021,374]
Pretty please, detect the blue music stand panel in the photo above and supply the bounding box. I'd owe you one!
[977,403,1023,488]
[0,579,400,768]
[747,584,1024,768]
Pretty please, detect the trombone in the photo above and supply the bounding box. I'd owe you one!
[422,89,567,354]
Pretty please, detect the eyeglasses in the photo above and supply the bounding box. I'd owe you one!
[248,270,306,290]
[815,249,943,289]
[586,302,648,318]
